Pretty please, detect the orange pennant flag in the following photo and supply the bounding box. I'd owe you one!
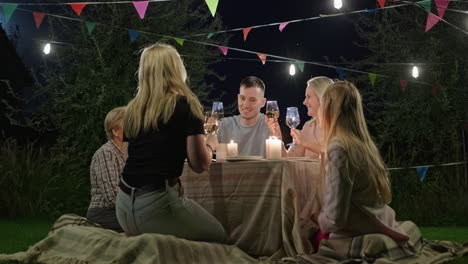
[257,53,267,65]
[33,12,46,29]
[71,3,87,16]
[243,27,252,41]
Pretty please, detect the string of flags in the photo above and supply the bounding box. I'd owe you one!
[387,161,466,182]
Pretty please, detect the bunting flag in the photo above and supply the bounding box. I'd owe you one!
[133,1,149,19]
[218,46,228,56]
[416,166,429,182]
[295,60,305,72]
[279,22,289,32]
[86,22,96,34]
[128,29,140,43]
[257,53,267,65]
[400,79,408,91]
[435,0,450,18]
[365,8,377,13]
[425,12,441,32]
[377,0,386,8]
[369,73,377,87]
[432,84,438,96]
[1,4,18,23]
[243,27,252,41]
[417,0,432,12]
[173,37,184,46]
[205,0,219,17]
[319,14,334,17]
[33,12,46,29]
[207,32,216,39]
[70,3,87,16]
[336,67,345,80]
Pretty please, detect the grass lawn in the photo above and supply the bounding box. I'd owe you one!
[0,218,467,263]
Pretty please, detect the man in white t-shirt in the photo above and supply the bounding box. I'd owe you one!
[217,76,271,157]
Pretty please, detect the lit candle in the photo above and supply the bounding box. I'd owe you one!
[266,136,281,159]
[227,140,238,157]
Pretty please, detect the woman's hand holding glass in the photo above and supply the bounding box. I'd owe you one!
[286,107,300,148]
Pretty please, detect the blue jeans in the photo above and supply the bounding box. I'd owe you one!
[115,178,227,243]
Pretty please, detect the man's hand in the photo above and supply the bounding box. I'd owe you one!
[264,116,282,139]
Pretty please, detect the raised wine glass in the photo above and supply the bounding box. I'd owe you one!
[266,101,280,120]
[285,107,300,148]
[204,111,219,135]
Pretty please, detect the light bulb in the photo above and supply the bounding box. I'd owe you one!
[412,66,419,78]
[43,43,51,55]
[334,0,343,9]
[289,64,296,76]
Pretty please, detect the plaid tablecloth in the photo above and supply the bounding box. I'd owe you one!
[180,159,323,258]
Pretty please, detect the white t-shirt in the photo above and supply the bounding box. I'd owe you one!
[218,114,270,157]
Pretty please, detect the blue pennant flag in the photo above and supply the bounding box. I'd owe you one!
[365,8,377,13]
[336,68,345,80]
[416,166,429,182]
[128,30,140,43]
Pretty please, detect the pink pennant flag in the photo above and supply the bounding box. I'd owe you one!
[432,84,438,96]
[279,22,289,32]
[33,12,46,29]
[400,79,408,91]
[243,27,252,41]
[377,0,386,8]
[257,53,267,65]
[425,13,441,32]
[218,46,229,56]
[70,3,87,16]
[435,0,450,18]
[133,1,149,19]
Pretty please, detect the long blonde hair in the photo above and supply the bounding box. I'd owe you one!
[124,43,203,138]
[321,81,391,204]
[307,76,334,99]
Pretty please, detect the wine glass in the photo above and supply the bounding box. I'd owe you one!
[212,101,224,121]
[266,101,280,120]
[286,107,300,148]
[204,111,219,135]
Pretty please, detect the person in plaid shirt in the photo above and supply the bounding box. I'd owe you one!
[86,106,127,232]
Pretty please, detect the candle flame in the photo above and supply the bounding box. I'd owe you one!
[230,140,234,143]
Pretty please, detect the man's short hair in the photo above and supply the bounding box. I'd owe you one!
[104,106,126,139]
[240,76,265,92]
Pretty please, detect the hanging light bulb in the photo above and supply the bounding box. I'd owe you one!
[43,43,51,55]
[289,64,296,76]
[412,66,419,78]
[334,0,343,9]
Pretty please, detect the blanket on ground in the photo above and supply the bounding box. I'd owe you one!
[0,214,466,264]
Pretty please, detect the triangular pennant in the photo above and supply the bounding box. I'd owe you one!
[218,46,228,56]
[279,22,290,32]
[2,4,18,23]
[369,73,377,87]
[133,1,149,19]
[257,53,267,65]
[70,3,87,16]
[174,37,185,46]
[432,84,438,96]
[86,22,96,34]
[435,0,450,18]
[205,0,219,17]
[243,27,252,41]
[425,12,441,32]
[336,68,345,80]
[207,32,216,39]
[400,79,408,91]
[416,166,429,182]
[377,0,386,8]
[295,60,305,72]
[128,29,140,43]
[32,12,46,29]
[417,0,432,12]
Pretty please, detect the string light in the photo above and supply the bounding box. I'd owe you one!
[334,0,343,10]
[412,66,419,78]
[289,64,296,76]
[43,43,51,54]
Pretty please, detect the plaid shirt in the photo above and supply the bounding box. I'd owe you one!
[88,140,127,209]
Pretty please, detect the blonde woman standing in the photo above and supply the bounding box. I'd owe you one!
[116,43,226,242]
[312,81,409,249]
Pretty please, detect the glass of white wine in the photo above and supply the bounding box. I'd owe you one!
[286,107,300,148]
[212,101,224,121]
[204,111,219,135]
[266,101,280,120]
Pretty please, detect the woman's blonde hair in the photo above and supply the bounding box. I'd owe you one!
[307,76,334,99]
[104,106,126,139]
[124,43,203,138]
[321,81,391,204]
